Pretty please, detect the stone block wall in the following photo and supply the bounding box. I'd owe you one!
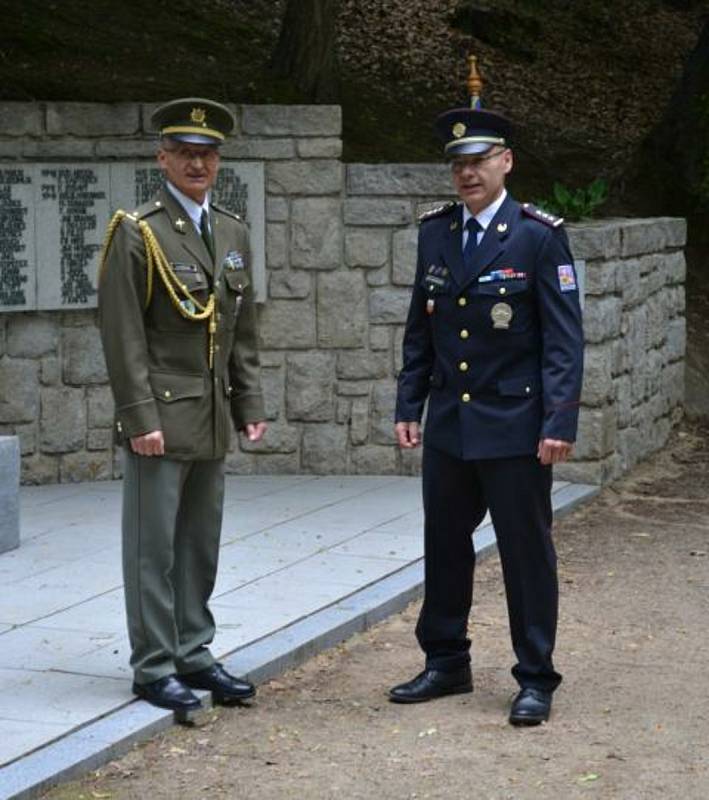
[0,103,687,484]
[559,219,687,484]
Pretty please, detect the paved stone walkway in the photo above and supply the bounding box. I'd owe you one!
[0,475,595,798]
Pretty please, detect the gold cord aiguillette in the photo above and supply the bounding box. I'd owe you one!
[100,210,218,368]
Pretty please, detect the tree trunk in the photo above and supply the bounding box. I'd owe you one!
[271,0,341,102]
[633,19,709,216]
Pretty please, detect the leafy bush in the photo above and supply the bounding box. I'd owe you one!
[535,178,609,221]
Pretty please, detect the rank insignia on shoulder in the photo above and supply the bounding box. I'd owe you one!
[557,264,578,292]
[418,201,457,224]
[212,203,242,221]
[223,250,245,270]
[522,203,564,228]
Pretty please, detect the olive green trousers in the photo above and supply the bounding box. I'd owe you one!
[122,450,225,684]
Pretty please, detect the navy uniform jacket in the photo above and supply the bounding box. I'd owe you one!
[396,193,584,460]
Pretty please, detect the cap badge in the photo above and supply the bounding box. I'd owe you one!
[190,107,207,126]
[452,122,467,138]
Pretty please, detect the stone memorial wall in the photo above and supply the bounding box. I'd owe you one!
[0,102,686,485]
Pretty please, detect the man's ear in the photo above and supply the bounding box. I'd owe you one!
[503,149,514,174]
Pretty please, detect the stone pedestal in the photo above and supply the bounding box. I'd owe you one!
[0,436,20,553]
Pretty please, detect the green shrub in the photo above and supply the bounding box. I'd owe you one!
[535,178,609,221]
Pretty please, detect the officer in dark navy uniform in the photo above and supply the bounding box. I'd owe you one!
[389,62,584,725]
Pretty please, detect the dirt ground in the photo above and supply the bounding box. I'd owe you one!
[44,421,709,800]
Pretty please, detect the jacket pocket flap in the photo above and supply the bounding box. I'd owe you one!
[150,371,205,403]
[476,279,528,297]
[498,376,539,397]
[224,270,250,293]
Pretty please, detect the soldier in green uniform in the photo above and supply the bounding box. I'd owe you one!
[99,98,267,716]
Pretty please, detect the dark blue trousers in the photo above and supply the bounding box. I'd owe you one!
[416,446,562,692]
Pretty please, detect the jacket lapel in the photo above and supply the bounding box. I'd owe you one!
[458,194,517,291]
[159,187,214,275]
[440,204,467,289]
[211,207,228,284]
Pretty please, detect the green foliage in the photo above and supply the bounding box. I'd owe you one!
[534,179,609,221]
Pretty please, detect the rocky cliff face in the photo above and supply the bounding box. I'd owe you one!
[337,0,706,204]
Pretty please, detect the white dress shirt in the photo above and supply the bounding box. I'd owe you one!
[461,189,507,251]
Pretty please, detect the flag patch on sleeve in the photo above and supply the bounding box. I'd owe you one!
[557,264,577,292]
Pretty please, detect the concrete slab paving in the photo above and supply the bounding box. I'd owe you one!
[0,672,131,727]
[0,721,75,769]
[0,474,598,800]
[34,589,127,635]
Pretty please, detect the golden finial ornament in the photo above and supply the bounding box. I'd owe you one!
[466,55,483,109]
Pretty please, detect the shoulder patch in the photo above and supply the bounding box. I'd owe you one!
[521,203,564,228]
[211,202,242,222]
[418,201,457,225]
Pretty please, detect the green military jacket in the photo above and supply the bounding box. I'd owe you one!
[99,186,265,460]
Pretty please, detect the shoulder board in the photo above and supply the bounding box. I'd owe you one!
[133,199,164,221]
[418,201,457,224]
[521,203,564,228]
[211,202,242,222]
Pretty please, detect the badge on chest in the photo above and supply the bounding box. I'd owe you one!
[424,265,450,315]
[491,302,513,329]
[223,250,245,271]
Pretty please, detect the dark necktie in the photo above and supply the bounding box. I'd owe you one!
[200,208,215,263]
[463,217,483,270]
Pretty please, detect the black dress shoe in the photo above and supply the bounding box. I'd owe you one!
[132,675,202,713]
[181,663,256,704]
[389,667,472,704]
[509,687,552,725]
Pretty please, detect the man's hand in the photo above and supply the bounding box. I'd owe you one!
[537,438,573,465]
[395,421,421,449]
[130,430,165,456]
[244,421,267,442]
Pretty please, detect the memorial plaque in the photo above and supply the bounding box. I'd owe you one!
[0,160,267,311]
[0,167,36,312]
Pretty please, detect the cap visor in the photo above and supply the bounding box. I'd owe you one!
[166,133,222,146]
[446,141,499,157]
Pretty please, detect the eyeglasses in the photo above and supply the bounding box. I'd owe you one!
[451,149,508,172]
[163,146,220,165]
